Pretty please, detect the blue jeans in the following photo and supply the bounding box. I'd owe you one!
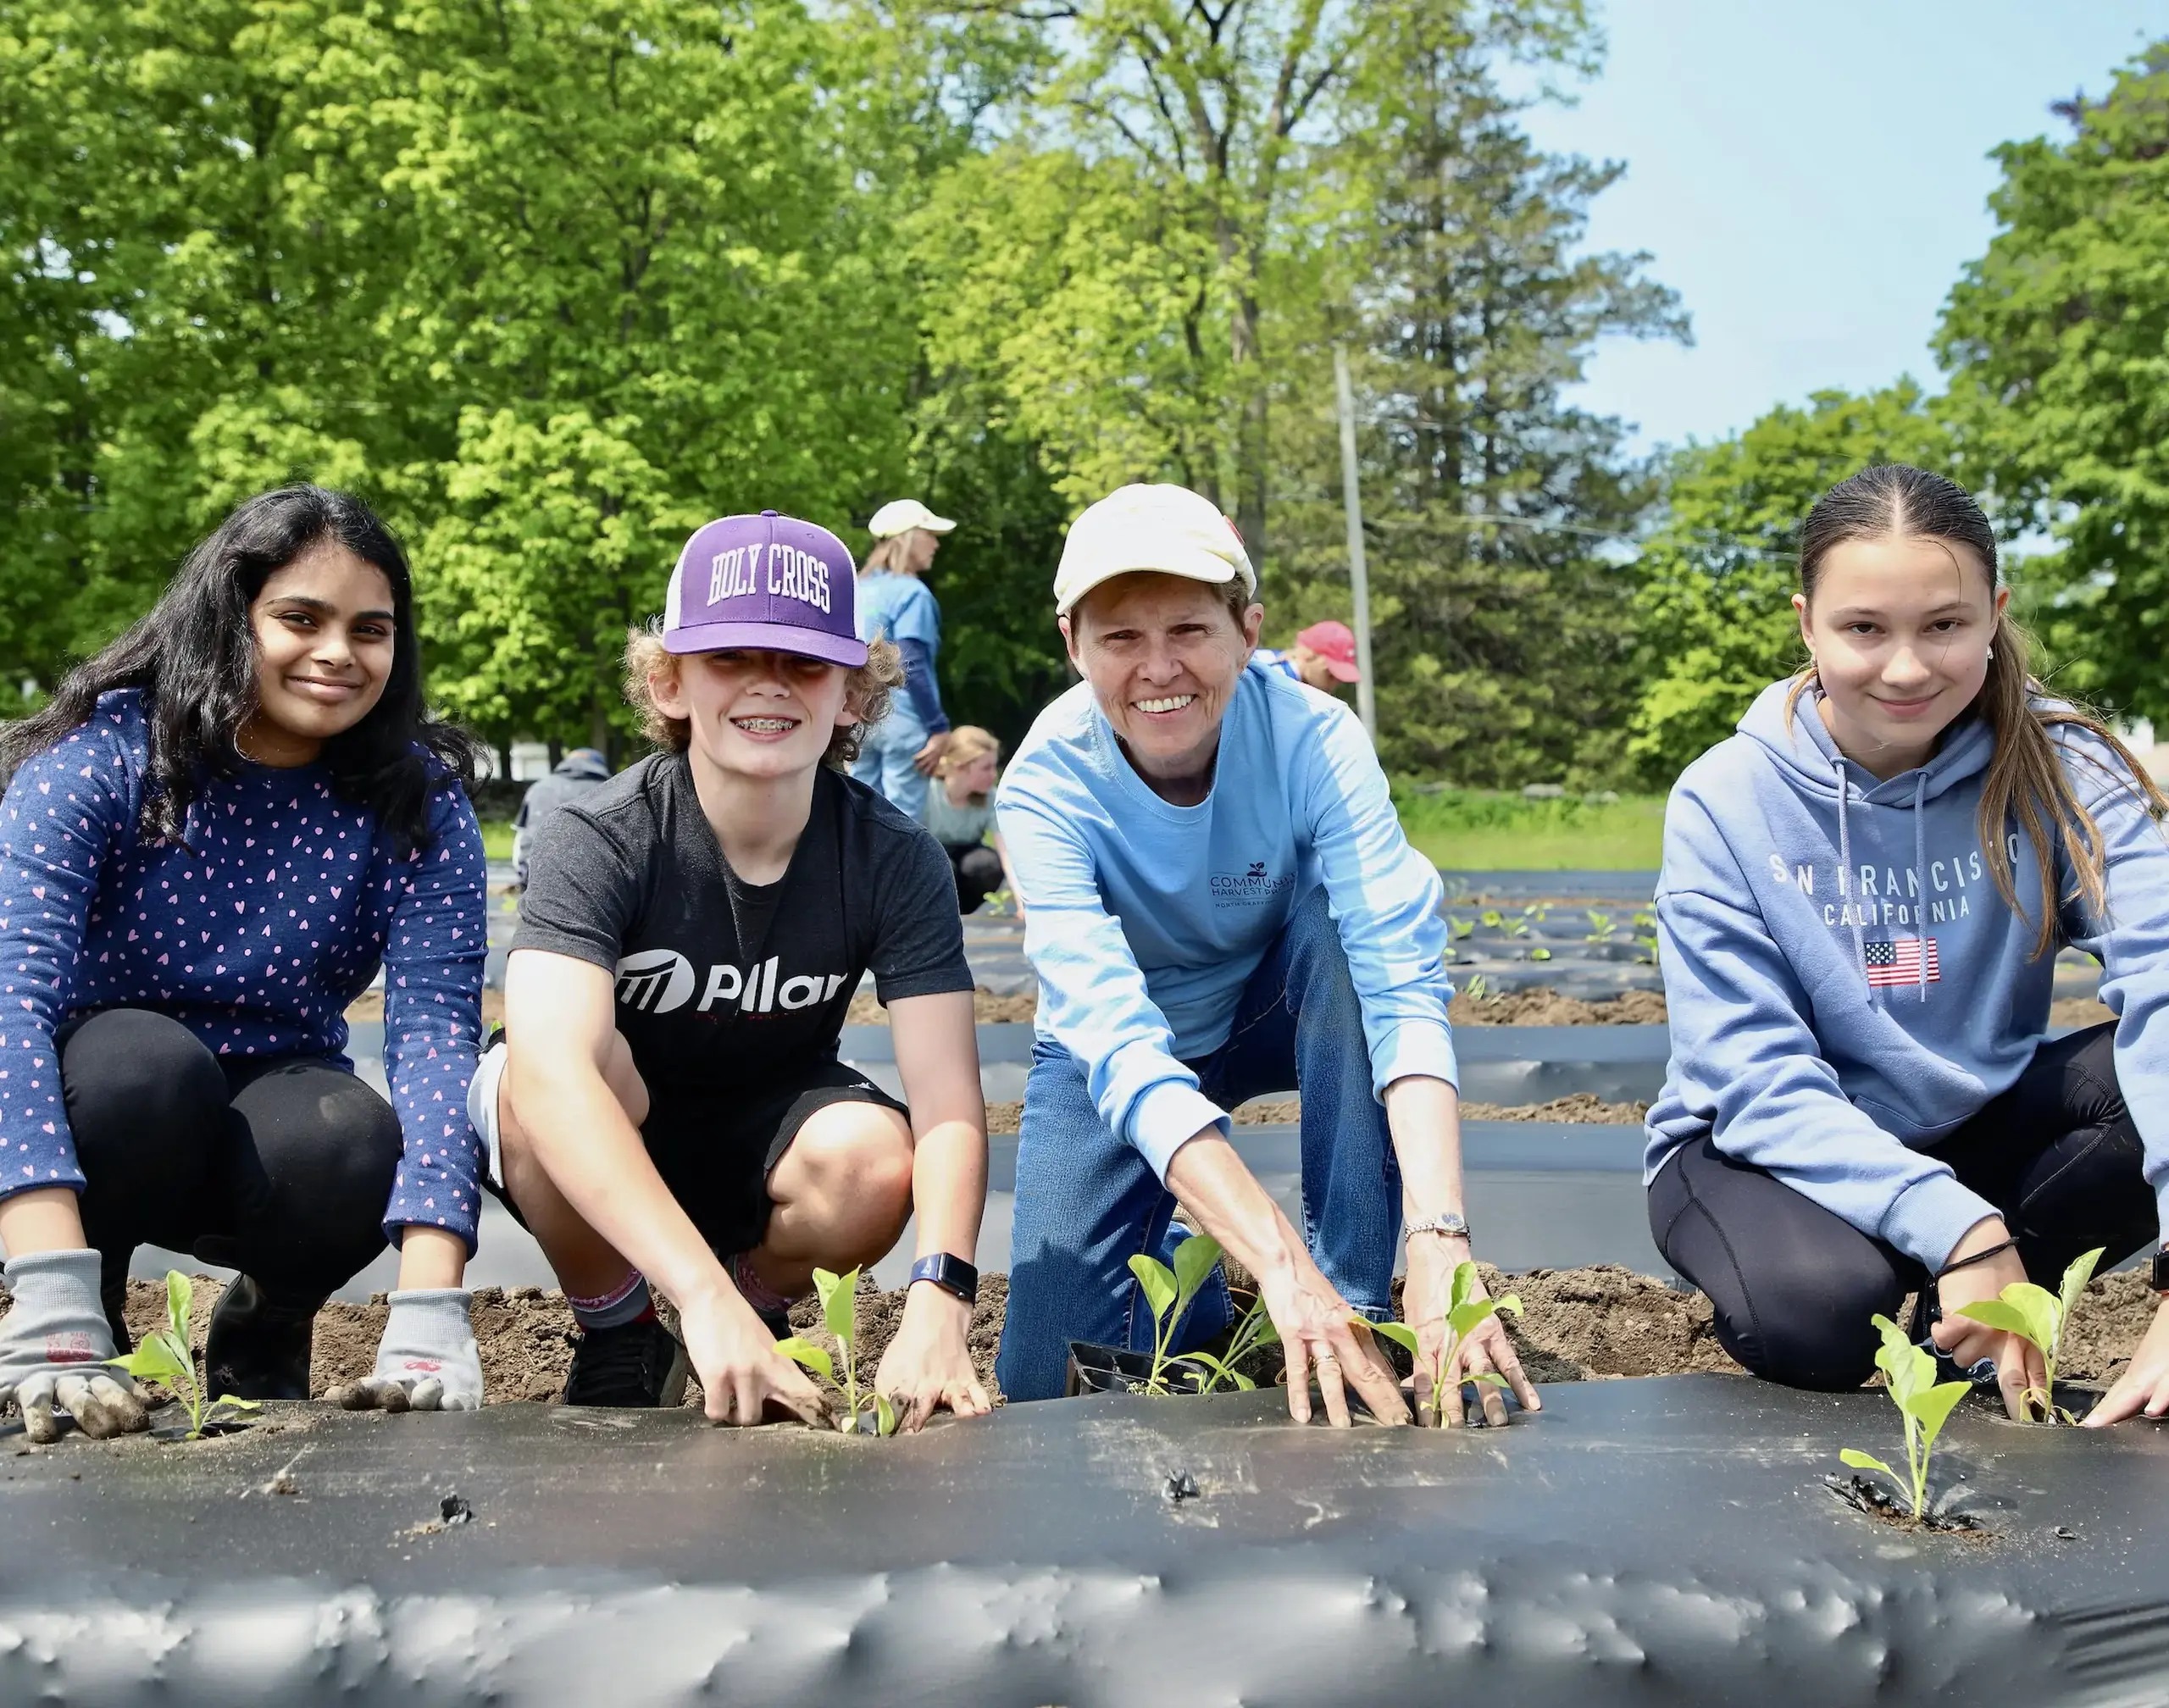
[851,702,930,821]
[995,886,1402,1401]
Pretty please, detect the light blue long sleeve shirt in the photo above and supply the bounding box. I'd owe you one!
[1645,679,2169,1269]
[996,660,1457,1177]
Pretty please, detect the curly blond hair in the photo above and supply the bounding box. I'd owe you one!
[621,623,903,768]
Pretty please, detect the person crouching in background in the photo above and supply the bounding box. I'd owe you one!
[927,726,1023,918]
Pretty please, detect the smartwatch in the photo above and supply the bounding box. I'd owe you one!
[2150,1248,2169,1295]
[909,1252,979,1306]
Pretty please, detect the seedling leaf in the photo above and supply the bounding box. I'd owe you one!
[814,1267,856,1349]
[1129,1254,1177,1323]
[1839,1448,1899,1480]
[2060,1246,2105,1337]
[774,1337,835,1384]
[1171,1232,1222,1312]
[166,1271,192,1340]
[873,1393,897,1437]
[1910,1378,1970,1448]
[1367,1319,1419,1356]
[1952,1298,2035,1339]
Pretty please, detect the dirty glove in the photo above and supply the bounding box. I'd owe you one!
[331,1289,483,1413]
[0,1249,147,1443]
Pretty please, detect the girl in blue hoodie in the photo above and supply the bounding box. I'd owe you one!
[1645,463,2169,1425]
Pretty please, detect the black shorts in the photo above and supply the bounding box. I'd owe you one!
[488,1043,908,1259]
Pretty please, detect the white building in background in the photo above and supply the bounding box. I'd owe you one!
[509,742,552,782]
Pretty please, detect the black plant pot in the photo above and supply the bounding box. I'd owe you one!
[1064,1340,1207,1398]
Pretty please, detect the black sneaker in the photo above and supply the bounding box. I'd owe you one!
[563,1316,689,1408]
[204,1276,319,1401]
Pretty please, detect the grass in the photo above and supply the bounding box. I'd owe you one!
[480,819,513,862]
[1394,787,1665,871]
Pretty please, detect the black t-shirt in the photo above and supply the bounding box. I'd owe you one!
[513,754,971,1098]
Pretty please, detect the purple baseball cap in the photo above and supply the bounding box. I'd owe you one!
[662,510,867,667]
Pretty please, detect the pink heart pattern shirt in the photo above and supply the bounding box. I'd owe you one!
[0,690,488,1250]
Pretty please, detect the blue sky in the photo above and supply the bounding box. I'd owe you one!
[1519,1,2169,456]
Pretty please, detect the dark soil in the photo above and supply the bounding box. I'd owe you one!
[14,1263,2154,1407]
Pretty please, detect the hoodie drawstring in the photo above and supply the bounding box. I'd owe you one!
[1834,760,1867,994]
[1911,772,1929,1003]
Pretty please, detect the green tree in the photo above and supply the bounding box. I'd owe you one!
[1936,42,2169,723]
[1264,1,1682,785]
[1623,382,1959,786]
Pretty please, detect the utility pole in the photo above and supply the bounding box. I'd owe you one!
[1333,345,1377,740]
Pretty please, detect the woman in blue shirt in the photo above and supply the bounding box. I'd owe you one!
[0,486,488,1441]
[994,484,1534,1427]
[852,499,956,819]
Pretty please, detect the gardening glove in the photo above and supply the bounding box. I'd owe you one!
[0,1249,147,1443]
[332,1289,483,1413]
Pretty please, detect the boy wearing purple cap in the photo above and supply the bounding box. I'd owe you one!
[472,512,991,1429]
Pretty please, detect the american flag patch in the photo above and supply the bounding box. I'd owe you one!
[1864,937,1939,987]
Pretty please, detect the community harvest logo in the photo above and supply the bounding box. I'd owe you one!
[1211,860,1295,908]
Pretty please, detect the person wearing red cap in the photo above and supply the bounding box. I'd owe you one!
[1256,620,1362,694]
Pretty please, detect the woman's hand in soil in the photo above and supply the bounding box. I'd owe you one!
[680,1285,831,1428]
[874,1283,990,1432]
[0,1247,149,1441]
[1932,1220,2045,1419]
[1263,1260,1406,1428]
[331,1289,485,1413]
[1404,1239,1539,1428]
[2083,1296,2169,1428]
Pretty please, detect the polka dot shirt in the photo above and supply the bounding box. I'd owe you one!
[0,690,489,1250]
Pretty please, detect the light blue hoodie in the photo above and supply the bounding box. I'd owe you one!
[1645,679,2169,1269]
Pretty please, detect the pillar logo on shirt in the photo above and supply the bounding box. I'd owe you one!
[614,948,852,1017]
[1210,861,1295,907]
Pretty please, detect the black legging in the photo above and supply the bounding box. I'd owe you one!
[1649,1022,2153,1390]
[59,1008,402,1340]
[946,842,1004,914]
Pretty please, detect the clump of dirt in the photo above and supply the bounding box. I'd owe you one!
[1462,1263,1740,1383]
[345,990,504,1026]
[1451,988,1669,1026]
[847,988,1039,1025]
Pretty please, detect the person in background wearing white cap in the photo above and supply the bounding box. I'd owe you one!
[852,499,957,821]
[474,511,991,1431]
[1255,619,1363,696]
[993,484,1538,1427]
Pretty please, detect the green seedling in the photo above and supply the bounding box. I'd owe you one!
[1631,909,1656,930]
[1126,1231,1225,1394]
[1529,946,1552,962]
[1370,1260,1523,1424]
[1448,914,1474,941]
[1462,973,1490,1002]
[1839,1314,1971,1521]
[1634,931,1659,965]
[1503,917,1532,940]
[1183,1287,1282,1394]
[1952,1246,2105,1422]
[1478,908,1504,929]
[1523,901,1550,924]
[777,1267,896,1435]
[106,1271,260,1440]
[1584,909,1613,941]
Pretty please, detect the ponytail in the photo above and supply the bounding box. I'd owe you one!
[1973,606,2166,958]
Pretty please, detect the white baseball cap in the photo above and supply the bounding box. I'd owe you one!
[867,498,957,540]
[1053,483,1256,618]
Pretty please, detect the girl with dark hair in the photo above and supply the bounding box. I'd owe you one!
[1645,463,2169,1426]
[0,485,489,1441]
